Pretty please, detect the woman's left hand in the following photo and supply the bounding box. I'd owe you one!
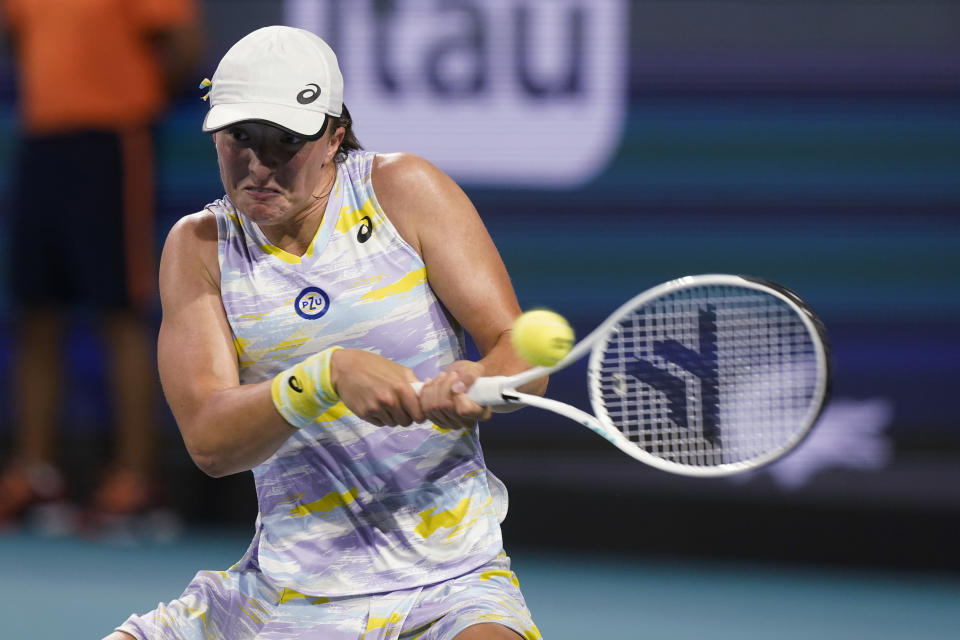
[418,361,493,430]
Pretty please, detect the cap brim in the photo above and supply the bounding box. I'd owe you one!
[202,103,329,139]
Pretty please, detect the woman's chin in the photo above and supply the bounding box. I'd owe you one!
[234,194,286,220]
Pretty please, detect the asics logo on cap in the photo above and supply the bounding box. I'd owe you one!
[297,83,321,104]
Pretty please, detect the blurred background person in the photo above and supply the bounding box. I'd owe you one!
[0,0,202,533]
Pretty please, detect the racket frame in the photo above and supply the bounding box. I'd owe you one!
[468,274,831,477]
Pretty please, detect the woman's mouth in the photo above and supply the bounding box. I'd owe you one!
[244,186,281,200]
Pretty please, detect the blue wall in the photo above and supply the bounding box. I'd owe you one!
[1,1,958,537]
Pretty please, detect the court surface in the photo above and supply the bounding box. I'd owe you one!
[3,527,958,639]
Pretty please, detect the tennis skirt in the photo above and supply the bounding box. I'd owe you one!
[116,551,541,640]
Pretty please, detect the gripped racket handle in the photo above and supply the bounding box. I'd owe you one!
[410,376,513,406]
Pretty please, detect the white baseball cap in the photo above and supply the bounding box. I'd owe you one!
[202,26,344,139]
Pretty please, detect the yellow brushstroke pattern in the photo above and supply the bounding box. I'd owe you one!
[185,605,208,621]
[278,493,305,506]
[264,336,308,354]
[314,401,352,423]
[260,243,302,264]
[284,373,323,418]
[415,497,471,538]
[233,336,249,357]
[336,198,379,234]
[288,488,359,517]
[238,310,269,322]
[361,267,427,302]
[279,588,305,604]
[245,594,269,614]
[237,594,268,624]
[279,589,332,605]
[446,494,493,540]
[479,569,520,588]
[523,626,543,640]
[365,612,406,632]
[238,605,263,624]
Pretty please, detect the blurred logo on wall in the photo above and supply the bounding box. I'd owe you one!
[285,0,628,187]
[736,397,895,490]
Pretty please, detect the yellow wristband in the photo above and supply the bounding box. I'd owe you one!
[271,346,343,428]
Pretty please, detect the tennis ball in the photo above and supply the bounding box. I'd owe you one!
[511,309,574,367]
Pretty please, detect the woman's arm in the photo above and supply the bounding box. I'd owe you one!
[158,211,428,476]
[157,212,300,477]
[372,153,547,427]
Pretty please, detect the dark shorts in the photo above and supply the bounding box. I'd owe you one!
[9,129,157,311]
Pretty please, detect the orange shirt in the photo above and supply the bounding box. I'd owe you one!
[3,0,196,134]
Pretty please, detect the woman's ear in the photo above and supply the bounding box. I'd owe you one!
[326,126,346,163]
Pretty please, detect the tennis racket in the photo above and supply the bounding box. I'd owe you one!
[420,274,831,477]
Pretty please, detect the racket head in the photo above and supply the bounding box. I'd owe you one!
[587,274,831,477]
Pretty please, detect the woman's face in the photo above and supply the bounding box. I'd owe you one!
[213,121,343,226]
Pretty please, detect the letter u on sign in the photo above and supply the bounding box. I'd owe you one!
[285,0,628,187]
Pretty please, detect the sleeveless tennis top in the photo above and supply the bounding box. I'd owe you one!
[209,150,507,597]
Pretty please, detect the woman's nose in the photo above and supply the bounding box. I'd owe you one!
[247,144,280,173]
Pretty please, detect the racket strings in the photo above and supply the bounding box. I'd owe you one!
[592,285,820,469]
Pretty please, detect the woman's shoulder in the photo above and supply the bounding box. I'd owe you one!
[158,208,222,294]
[368,152,477,258]
[167,209,219,245]
[162,209,222,274]
[367,153,447,256]
[372,152,440,182]
[371,152,458,207]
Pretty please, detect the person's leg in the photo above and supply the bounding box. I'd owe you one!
[4,133,69,470]
[0,310,68,522]
[73,128,161,517]
[90,310,158,513]
[0,134,74,525]
[12,309,65,466]
[405,553,541,640]
[1,137,71,518]
[117,567,277,639]
[104,310,157,473]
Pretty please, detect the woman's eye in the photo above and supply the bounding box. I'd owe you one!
[228,127,249,141]
[280,135,304,146]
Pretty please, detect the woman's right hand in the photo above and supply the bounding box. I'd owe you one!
[329,349,425,427]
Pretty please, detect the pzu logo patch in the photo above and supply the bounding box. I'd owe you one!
[294,286,331,320]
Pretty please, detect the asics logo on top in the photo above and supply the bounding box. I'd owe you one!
[288,376,304,393]
[357,216,373,243]
[297,83,321,104]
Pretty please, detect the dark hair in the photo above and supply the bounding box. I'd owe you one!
[330,103,362,163]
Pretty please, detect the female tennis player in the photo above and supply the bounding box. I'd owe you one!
[105,25,544,640]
